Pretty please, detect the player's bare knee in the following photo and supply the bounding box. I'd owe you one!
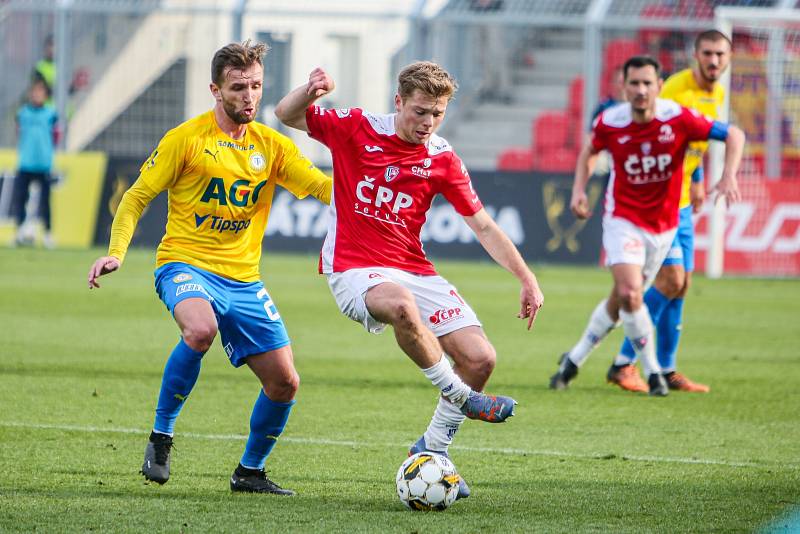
[182,324,217,352]
[616,286,643,311]
[390,293,421,327]
[664,271,685,298]
[266,371,299,402]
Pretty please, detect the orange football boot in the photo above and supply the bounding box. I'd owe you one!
[606,364,649,393]
[666,372,710,393]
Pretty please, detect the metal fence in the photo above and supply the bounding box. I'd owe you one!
[1,0,798,274]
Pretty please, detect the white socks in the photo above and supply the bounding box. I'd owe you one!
[567,299,618,367]
[619,307,660,377]
[422,355,472,407]
[614,353,634,366]
[423,395,467,452]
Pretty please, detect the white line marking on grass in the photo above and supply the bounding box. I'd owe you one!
[1,421,793,470]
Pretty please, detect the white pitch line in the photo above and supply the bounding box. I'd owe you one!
[1,421,794,470]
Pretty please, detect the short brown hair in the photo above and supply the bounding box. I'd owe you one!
[623,55,662,80]
[694,30,732,51]
[211,40,269,86]
[397,61,458,101]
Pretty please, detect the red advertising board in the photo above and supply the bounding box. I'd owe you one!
[694,179,800,276]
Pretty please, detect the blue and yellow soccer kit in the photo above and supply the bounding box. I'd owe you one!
[109,110,331,365]
[660,68,725,272]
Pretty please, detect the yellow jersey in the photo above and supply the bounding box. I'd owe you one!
[108,110,332,282]
[660,68,725,208]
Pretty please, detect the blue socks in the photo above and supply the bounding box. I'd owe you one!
[618,287,670,363]
[657,297,684,372]
[240,391,295,470]
[153,339,205,435]
[153,340,295,470]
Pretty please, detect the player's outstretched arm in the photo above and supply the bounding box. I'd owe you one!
[570,141,598,219]
[690,165,706,213]
[275,67,336,132]
[712,124,745,207]
[464,209,544,330]
[88,256,121,289]
[86,176,155,289]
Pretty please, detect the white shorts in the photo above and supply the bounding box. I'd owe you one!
[326,267,481,336]
[602,216,677,287]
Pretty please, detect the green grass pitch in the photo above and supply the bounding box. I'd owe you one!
[1,247,798,533]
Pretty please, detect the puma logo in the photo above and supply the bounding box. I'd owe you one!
[204,148,219,162]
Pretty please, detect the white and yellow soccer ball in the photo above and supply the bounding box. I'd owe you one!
[396,452,460,511]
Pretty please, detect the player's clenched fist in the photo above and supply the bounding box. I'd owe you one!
[87,256,120,289]
[307,67,335,98]
[570,189,592,219]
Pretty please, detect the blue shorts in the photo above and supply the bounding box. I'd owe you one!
[154,262,290,367]
[662,206,694,272]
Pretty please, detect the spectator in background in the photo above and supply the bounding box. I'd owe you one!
[32,34,89,112]
[12,80,58,248]
[592,67,625,122]
[32,35,56,105]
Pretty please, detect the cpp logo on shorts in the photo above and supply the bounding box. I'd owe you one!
[172,273,192,283]
[623,239,644,252]
[429,307,463,326]
[368,272,384,279]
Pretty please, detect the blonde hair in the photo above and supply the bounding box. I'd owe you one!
[397,61,458,101]
[211,40,269,86]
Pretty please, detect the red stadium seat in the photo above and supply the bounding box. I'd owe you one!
[601,38,642,99]
[783,157,800,179]
[604,38,640,71]
[497,148,534,171]
[532,147,578,172]
[567,77,585,149]
[638,4,673,46]
[533,111,570,150]
[568,77,584,120]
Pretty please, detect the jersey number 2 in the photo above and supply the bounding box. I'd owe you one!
[257,288,281,321]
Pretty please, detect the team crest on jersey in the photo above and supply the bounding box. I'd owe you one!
[658,124,675,143]
[641,142,652,155]
[249,152,267,172]
[335,108,351,118]
[172,273,192,283]
[385,166,400,182]
[422,158,431,169]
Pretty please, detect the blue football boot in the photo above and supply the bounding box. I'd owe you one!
[409,436,471,499]
[460,391,517,423]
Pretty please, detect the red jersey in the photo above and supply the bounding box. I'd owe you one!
[306,106,482,275]
[592,99,714,233]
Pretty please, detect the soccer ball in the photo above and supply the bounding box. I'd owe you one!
[396,452,460,511]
